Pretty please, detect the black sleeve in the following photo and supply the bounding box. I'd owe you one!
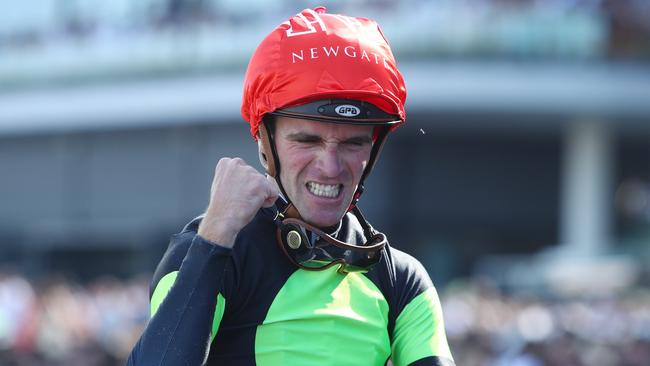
[408,356,456,366]
[127,230,232,366]
[384,248,455,366]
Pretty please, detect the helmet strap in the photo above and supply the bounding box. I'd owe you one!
[259,118,302,219]
[348,126,390,210]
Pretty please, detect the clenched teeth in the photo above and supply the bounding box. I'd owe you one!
[306,182,341,198]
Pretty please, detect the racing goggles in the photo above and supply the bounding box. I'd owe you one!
[276,217,386,274]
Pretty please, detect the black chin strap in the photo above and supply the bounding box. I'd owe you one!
[349,125,390,210]
[261,117,291,208]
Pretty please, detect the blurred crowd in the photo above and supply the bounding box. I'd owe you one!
[2,0,649,90]
[443,278,650,366]
[1,271,649,366]
[0,272,149,366]
[2,0,649,59]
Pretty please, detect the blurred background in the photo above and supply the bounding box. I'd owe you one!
[1,0,649,365]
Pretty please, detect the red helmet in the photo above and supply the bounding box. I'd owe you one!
[241,6,407,139]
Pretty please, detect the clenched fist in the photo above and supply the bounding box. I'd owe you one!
[198,157,280,248]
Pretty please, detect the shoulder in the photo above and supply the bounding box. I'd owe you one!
[149,215,203,297]
[381,246,454,366]
[343,212,433,296]
[149,207,283,297]
[356,220,436,314]
[384,244,434,293]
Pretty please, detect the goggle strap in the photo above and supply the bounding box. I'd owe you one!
[350,205,378,240]
[282,217,386,252]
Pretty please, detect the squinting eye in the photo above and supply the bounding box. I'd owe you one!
[345,139,368,147]
[298,138,321,144]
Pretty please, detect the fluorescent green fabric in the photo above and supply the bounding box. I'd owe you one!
[391,287,453,366]
[150,271,178,317]
[255,267,390,366]
[149,271,226,343]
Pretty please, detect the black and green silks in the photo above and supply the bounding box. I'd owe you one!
[128,207,454,366]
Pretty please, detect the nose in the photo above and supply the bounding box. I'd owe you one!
[315,144,342,178]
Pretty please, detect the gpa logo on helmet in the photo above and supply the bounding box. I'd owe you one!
[335,105,361,117]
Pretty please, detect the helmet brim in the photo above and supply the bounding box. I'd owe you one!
[269,99,402,125]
